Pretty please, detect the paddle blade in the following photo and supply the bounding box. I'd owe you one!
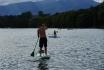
[31,51,34,57]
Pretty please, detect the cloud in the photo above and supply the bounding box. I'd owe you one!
[94,0,104,3]
[0,0,44,5]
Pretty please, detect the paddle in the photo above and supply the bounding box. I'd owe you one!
[31,38,39,57]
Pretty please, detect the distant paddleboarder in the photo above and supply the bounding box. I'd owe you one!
[54,30,57,38]
[37,24,47,56]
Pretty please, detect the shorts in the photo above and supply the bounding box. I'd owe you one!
[39,37,47,48]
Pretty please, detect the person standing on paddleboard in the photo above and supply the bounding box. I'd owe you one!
[54,30,57,38]
[37,24,47,56]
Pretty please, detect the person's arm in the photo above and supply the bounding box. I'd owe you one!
[45,26,47,30]
[44,25,47,30]
[42,24,47,30]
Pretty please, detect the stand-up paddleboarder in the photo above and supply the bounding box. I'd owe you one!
[37,24,47,57]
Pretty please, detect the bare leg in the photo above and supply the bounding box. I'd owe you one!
[45,47,47,56]
[39,47,42,57]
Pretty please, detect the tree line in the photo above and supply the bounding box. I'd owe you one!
[0,2,104,28]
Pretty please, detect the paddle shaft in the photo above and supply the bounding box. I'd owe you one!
[33,38,39,52]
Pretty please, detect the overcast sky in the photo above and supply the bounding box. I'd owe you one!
[0,0,103,5]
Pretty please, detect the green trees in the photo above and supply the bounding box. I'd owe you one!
[0,2,104,28]
[0,11,32,28]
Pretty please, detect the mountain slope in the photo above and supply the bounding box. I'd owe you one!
[0,0,98,15]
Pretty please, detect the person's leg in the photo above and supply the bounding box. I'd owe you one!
[55,34,56,38]
[44,47,47,56]
[39,47,42,56]
[39,38,43,57]
[44,38,47,56]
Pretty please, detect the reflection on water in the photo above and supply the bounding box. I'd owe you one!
[38,59,49,70]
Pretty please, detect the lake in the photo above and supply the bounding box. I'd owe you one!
[0,29,104,70]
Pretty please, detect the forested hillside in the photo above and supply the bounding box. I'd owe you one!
[0,2,104,28]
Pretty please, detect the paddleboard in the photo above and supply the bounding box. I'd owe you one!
[39,55,50,60]
[48,36,60,38]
